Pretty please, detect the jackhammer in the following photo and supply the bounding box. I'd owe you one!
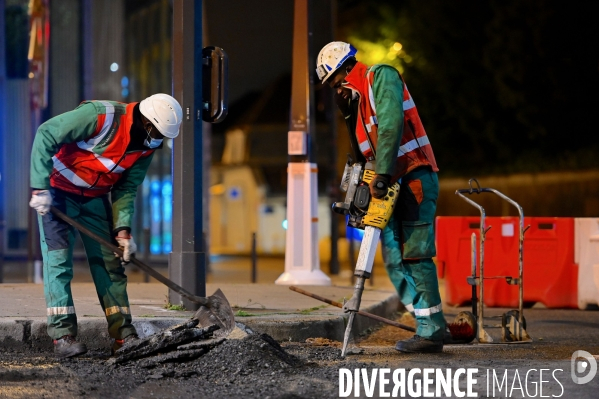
[332,160,400,357]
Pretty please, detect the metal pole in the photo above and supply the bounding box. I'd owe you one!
[80,0,93,100]
[471,232,477,317]
[0,0,5,283]
[327,0,339,276]
[251,232,257,283]
[348,234,355,285]
[275,0,330,286]
[170,0,206,309]
[289,0,315,164]
[143,227,150,283]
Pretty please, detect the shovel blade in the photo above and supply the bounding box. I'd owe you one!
[192,288,235,337]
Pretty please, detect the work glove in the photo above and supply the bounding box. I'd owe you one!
[29,190,52,215]
[115,234,137,265]
[369,174,391,199]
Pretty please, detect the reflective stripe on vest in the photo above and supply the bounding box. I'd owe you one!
[358,73,427,160]
[52,156,92,188]
[77,101,115,151]
[344,62,438,177]
[94,153,126,174]
[49,101,151,196]
[52,153,126,188]
[403,86,416,111]
[398,135,430,156]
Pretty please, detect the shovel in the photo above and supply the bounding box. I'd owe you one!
[49,205,235,337]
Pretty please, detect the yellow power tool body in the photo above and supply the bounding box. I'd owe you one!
[332,163,400,356]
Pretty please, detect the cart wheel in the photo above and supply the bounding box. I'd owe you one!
[502,310,528,342]
[447,311,477,344]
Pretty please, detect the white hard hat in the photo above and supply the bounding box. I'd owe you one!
[139,93,183,139]
[315,41,357,83]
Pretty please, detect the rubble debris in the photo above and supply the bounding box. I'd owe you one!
[177,337,225,351]
[226,322,255,340]
[137,349,207,369]
[108,322,220,365]
[191,332,302,373]
[235,321,255,335]
[305,338,341,347]
[119,319,201,354]
[106,316,302,381]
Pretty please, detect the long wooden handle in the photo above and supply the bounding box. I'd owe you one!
[49,205,208,306]
[289,285,415,332]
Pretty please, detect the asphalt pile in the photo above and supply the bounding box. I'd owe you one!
[107,320,302,375]
[107,319,225,368]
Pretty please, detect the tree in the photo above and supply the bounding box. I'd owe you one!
[337,0,599,175]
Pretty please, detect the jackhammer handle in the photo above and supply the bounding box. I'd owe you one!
[49,206,209,306]
[289,286,415,333]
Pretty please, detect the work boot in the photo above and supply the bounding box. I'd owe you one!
[112,334,139,355]
[443,326,453,344]
[53,335,88,358]
[395,335,443,353]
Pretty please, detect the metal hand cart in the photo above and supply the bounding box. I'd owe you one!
[454,178,532,344]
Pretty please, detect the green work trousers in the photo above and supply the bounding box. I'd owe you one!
[38,188,137,340]
[380,167,446,340]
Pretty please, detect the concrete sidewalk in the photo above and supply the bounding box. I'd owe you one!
[0,282,400,351]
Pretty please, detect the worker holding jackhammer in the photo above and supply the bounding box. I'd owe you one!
[29,94,183,358]
[316,42,447,353]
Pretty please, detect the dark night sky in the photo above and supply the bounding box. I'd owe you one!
[204,0,334,104]
[204,0,294,103]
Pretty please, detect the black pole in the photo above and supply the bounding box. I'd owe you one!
[170,0,206,309]
[348,234,355,284]
[327,0,340,276]
[143,227,150,283]
[0,0,4,283]
[289,0,315,163]
[251,232,257,283]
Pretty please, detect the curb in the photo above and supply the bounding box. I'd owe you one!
[0,293,400,351]
[0,318,189,351]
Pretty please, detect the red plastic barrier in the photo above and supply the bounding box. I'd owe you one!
[436,216,578,308]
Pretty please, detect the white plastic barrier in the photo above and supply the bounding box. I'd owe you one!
[574,218,599,309]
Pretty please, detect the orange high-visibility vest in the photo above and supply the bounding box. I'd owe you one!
[50,101,153,197]
[344,62,438,179]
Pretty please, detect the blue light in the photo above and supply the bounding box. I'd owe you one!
[149,177,162,253]
[162,180,172,196]
[282,219,288,230]
[121,88,129,98]
[150,242,161,254]
[151,197,161,223]
[229,187,240,200]
[121,76,129,87]
[162,179,173,252]
[150,180,161,194]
